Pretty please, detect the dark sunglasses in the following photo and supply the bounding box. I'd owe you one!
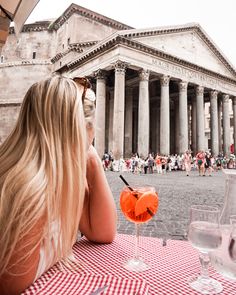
[73,77,96,102]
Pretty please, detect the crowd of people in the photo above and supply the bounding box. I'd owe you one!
[102,150,236,176]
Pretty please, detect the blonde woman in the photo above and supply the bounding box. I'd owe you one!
[0,75,117,295]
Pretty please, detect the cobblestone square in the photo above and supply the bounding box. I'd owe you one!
[106,170,225,240]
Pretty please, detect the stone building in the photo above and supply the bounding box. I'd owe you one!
[1,3,236,159]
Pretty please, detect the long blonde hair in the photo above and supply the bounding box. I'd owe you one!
[0,75,88,276]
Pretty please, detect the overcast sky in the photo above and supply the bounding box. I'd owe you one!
[27,0,236,69]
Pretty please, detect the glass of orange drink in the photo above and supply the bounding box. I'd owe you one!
[120,185,159,271]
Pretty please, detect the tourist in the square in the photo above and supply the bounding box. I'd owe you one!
[143,157,149,174]
[102,151,110,171]
[0,75,117,295]
[216,154,222,171]
[166,156,172,172]
[148,153,154,173]
[131,155,136,173]
[173,154,179,170]
[183,150,192,176]
[205,152,213,176]
[161,156,167,174]
[222,156,228,169]
[118,157,126,172]
[125,158,131,171]
[196,150,206,176]
[227,157,234,169]
[155,154,162,174]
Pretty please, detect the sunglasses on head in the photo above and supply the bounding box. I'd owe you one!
[73,77,96,103]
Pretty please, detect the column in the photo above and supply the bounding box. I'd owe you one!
[178,81,188,154]
[218,99,222,153]
[191,96,197,155]
[113,61,126,159]
[108,89,114,152]
[150,105,157,152]
[155,107,160,154]
[94,70,106,158]
[233,97,236,156]
[188,104,191,150]
[174,98,179,154]
[160,75,170,155]
[170,106,175,155]
[133,101,138,153]
[124,87,133,157]
[138,69,150,158]
[222,94,231,156]
[210,90,219,156]
[196,85,205,151]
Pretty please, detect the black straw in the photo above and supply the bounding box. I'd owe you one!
[119,175,133,191]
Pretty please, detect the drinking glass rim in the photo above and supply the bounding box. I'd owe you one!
[190,205,220,213]
[122,185,155,192]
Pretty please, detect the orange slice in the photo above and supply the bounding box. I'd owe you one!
[135,191,158,217]
[120,190,137,214]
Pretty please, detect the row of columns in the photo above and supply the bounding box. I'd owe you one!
[94,62,235,159]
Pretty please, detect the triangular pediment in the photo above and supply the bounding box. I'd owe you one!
[121,24,236,79]
[50,3,133,32]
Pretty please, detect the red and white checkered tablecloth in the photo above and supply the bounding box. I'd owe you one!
[22,234,236,295]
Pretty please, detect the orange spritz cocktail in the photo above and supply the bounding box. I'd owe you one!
[120,186,159,224]
[120,185,158,271]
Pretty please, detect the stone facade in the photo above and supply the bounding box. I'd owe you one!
[1,4,236,158]
[0,104,21,144]
[0,4,131,145]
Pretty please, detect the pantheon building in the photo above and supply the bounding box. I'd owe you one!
[1,4,236,159]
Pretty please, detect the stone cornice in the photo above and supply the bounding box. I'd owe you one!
[49,3,133,31]
[62,35,236,85]
[72,41,98,48]
[0,60,51,68]
[9,21,51,34]
[120,24,236,78]
[51,41,98,63]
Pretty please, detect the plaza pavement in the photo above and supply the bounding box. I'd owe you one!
[105,169,226,241]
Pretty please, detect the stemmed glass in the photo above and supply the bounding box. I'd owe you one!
[188,205,223,294]
[119,176,158,272]
[228,216,236,263]
[210,215,236,281]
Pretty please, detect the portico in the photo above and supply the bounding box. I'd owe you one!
[60,25,236,159]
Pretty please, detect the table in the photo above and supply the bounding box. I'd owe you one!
[22,234,236,295]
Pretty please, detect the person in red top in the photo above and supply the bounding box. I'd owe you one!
[155,154,162,174]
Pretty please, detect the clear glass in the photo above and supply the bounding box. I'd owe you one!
[120,185,158,272]
[188,205,223,294]
[229,218,236,263]
[210,169,236,281]
[210,216,236,281]
[220,169,236,225]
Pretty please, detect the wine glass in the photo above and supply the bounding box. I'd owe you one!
[210,215,236,281]
[120,185,158,271]
[188,205,223,294]
[228,216,236,263]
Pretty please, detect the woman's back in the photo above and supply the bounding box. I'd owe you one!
[0,76,117,295]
